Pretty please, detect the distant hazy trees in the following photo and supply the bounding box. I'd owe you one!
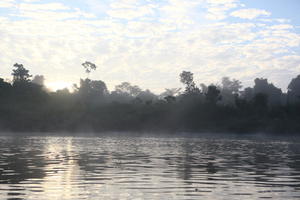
[220,77,242,105]
[110,82,157,103]
[253,78,282,106]
[221,77,242,94]
[115,82,142,97]
[74,79,108,104]
[253,93,268,112]
[159,88,181,103]
[205,85,221,105]
[0,78,11,98]
[1,62,300,133]
[288,75,300,104]
[32,75,45,86]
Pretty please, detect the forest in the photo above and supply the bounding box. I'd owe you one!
[0,62,300,134]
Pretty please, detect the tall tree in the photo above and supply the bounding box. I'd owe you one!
[12,63,32,83]
[82,61,97,78]
[180,71,199,94]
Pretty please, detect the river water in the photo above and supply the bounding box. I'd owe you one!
[0,134,300,200]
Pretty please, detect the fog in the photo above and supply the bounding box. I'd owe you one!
[1,63,300,134]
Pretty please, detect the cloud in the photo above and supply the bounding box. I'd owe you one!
[205,0,239,20]
[206,0,238,4]
[12,2,96,21]
[18,3,69,11]
[230,8,271,19]
[0,0,299,92]
[0,0,15,8]
[23,0,41,2]
[107,5,154,20]
[269,24,293,30]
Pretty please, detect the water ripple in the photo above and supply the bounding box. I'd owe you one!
[0,135,300,200]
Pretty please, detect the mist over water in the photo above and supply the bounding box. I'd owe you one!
[0,134,300,200]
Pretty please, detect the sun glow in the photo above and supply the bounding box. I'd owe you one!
[46,81,73,92]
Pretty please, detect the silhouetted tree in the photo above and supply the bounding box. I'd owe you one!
[82,61,97,78]
[1,61,300,133]
[0,78,11,91]
[205,85,221,105]
[288,75,300,104]
[76,78,108,104]
[180,71,199,94]
[242,87,254,102]
[0,78,12,104]
[234,94,248,110]
[253,78,282,106]
[253,93,268,113]
[12,63,32,83]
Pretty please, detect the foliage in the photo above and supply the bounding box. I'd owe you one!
[288,75,300,104]
[205,85,221,105]
[82,61,97,77]
[180,71,199,94]
[1,64,300,134]
[12,63,32,83]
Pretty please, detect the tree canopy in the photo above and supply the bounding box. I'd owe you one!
[1,63,300,133]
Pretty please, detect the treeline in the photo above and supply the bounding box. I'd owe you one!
[0,63,300,133]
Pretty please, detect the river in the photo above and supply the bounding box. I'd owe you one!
[0,134,300,199]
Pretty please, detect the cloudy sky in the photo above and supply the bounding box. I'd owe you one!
[0,0,299,92]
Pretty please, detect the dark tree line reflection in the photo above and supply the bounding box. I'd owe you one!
[1,63,300,133]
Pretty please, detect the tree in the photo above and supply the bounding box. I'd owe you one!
[253,78,282,106]
[137,89,157,103]
[12,63,32,83]
[205,85,221,105]
[253,93,268,113]
[287,75,300,104]
[0,78,12,97]
[179,71,199,94]
[242,87,254,102]
[164,95,176,103]
[115,82,142,97]
[32,75,45,86]
[200,83,208,94]
[159,88,181,100]
[220,77,242,105]
[82,61,97,78]
[78,79,108,99]
[221,77,242,94]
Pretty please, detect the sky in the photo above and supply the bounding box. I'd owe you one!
[0,0,299,93]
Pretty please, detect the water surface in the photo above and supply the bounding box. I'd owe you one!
[0,134,300,199]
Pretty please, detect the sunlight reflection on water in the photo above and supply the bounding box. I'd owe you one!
[0,135,300,200]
